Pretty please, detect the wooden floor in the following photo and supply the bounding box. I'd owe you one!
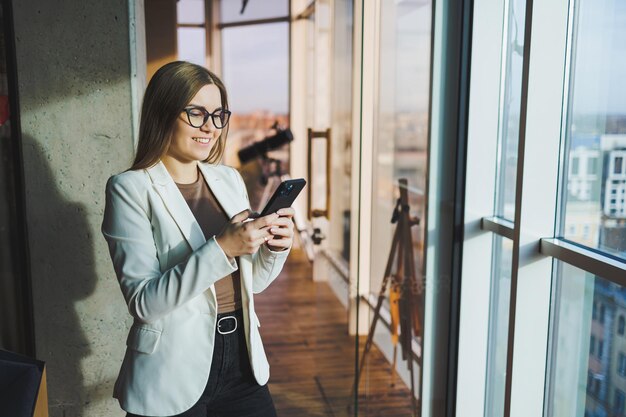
[256,248,416,417]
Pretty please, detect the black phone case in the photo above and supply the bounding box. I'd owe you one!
[259,178,306,217]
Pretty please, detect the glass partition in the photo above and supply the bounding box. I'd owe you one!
[360,0,433,413]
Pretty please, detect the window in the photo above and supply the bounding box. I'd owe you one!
[589,157,598,175]
[571,157,580,175]
[582,225,590,239]
[460,0,626,415]
[177,0,206,66]
[547,265,626,414]
[600,303,606,324]
[220,0,288,24]
[560,0,626,257]
[480,3,528,415]
[494,0,527,221]
[590,335,595,355]
[219,3,290,208]
[619,352,626,377]
[619,315,625,335]
[598,339,604,359]
[485,236,513,417]
[616,389,626,414]
[615,157,623,175]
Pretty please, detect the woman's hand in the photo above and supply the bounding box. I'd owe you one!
[216,209,279,258]
[266,208,295,252]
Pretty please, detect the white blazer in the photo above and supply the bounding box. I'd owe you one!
[101,161,290,416]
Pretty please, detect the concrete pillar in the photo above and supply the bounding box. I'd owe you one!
[12,1,145,415]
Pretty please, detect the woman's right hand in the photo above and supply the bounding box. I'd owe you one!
[216,209,279,258]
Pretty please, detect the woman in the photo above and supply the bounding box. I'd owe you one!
[101,61,294,417]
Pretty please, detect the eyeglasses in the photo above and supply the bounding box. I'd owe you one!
[182,106,231,129]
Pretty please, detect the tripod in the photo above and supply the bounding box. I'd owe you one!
[350,178,422,417]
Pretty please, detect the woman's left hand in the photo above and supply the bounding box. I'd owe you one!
[266,207,295,252]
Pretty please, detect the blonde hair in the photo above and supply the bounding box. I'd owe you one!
[130,61,230,170]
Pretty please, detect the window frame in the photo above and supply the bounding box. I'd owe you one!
[457,0,626,415]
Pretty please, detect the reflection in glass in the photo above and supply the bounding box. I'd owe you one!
[561,0,626,258]
[220,0,288,24]
[495,0,526,221]
[545,263,626,417]
[484,235,513,417]
[370,0,431,293]
[363,0,432,412]
[220,23,289,210]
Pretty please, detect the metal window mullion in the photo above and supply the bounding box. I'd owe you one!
[216,16,290,29]
[503,0,534,410]
[504,0,572,416]
[481,216,515,240]
[177,23,205,28]
[540,238,626,287]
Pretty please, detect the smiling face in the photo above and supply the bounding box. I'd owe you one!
[166,83,224,164]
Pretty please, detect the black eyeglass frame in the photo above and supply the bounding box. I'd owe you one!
[182,106,232,129]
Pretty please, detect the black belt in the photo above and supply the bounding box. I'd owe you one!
[216,308,243,335]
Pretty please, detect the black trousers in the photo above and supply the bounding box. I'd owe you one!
[127,309,277,417]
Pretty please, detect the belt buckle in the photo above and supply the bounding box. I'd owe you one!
[217,316,237,335]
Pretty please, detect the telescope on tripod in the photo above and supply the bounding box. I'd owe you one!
[237,122,293,186]
[237,123,293,164]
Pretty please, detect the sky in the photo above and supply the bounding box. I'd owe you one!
[221,23,289,115]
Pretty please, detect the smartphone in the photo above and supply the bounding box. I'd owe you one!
[256,178,306,217]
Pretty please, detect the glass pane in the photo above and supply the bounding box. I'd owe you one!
[177,27,206,67]
[220,0,288,24]
[221,23,289,210]
[177,0,204,25]
[545,262,626,417]
[485,235,513,417]
[495,0,527,221]
[331,0,353,262]
[561,0,626,258]
[360,0,432,413]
